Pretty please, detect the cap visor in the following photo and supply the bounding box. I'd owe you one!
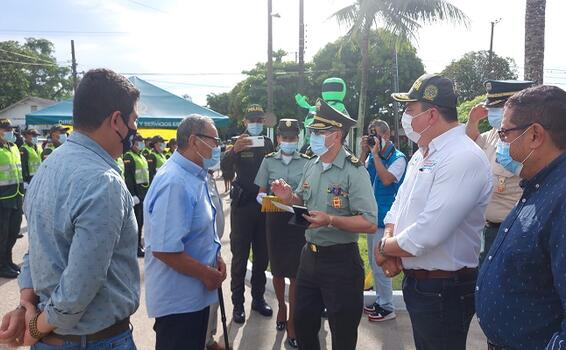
[391,92,418,103]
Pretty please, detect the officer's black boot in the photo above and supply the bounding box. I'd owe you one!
[251,298,273,317]
[7,252,20,272]
[0,256,19,279]
[233,304,245,324]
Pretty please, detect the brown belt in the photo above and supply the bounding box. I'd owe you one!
[41,317,130,345]
[403,268,477,280]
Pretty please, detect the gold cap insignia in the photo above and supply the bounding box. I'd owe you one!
[423,85,438,101]
[286,120,292,127]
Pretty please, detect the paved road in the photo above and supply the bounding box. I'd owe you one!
[0,178,486,350]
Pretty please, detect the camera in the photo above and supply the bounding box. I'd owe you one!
[367,128,377,147]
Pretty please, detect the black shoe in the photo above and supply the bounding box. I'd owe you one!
[137,247,145,258]
[251,299,273,317]
[287,337,298,348]
[233,305,245,324]
[0,265,19,279]
[17,234,24,239]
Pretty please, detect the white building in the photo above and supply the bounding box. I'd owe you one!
[0,97,55,128]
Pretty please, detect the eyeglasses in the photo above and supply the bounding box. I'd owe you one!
[309,129,338,136]
[195,134,221,146]
[497,123,533,141]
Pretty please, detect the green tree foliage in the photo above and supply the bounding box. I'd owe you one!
[0,38,73,110]
[442,50,518,101]
[457,94,491,133]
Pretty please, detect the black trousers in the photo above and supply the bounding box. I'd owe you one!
[403,274,476,350]
[133,202,144,248]
[230,201,268,306]
[294,243,364,350]
[153,307,210,350]
[0,204,22,266]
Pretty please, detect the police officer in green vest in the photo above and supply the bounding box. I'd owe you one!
[147,135,167,183]
[41,124,69,161]
[123,133,150,257]
[19,128,43,186]
[272,99,377,350]
[0,119,24,279]
[165,138,177,159]
[115,156,125,179]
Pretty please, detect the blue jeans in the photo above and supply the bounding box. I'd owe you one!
[32,330,136,350]
[403,275,476,350]
[366,228,394,311]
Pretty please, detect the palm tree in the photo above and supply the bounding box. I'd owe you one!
[524,0,546,84]
[331,0,468,139]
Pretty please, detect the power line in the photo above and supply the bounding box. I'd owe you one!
[146,79,232,89]
[0,29,129,35]
[0,48,55,64]
[0,58,59,67]
[125,0,168,14]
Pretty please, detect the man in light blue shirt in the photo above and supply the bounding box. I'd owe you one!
[144,114,226,350]
[0,68,141,349]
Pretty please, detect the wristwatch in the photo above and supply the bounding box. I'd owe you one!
[327,215,335,228]
[379,237,388,258]
[29,312,48,340]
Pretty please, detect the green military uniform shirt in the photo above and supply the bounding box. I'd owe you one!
[254,150,310,193]
[295,146,377,246]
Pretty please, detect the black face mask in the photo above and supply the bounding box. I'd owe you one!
[115,112,137,154]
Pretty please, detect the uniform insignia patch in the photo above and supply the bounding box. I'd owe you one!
[423,85,438,101]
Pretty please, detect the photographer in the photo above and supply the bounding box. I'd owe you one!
[359,120,407,322]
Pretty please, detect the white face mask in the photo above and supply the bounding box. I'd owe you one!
[401,109,431,143]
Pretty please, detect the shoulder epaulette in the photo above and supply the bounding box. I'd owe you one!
[265,152,277,158]
[300,153,313,160]
[346,154,363,167]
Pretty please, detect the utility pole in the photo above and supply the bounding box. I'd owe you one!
[392,46,401,148]
[488,18,501,79]
[71,40,78,92]
[267,0,274,114]
[298,0,305,92]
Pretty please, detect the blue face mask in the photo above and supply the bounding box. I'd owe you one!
[495,127,534,177]
[58,133,67,144]
[32,136,39,145]
[136,141,145,150]
[279,142,298,155]
[247,123,263,136]
[488,108,504,130]
[197,137,221,169]
[309,132,335,156]
[2,130,16,143]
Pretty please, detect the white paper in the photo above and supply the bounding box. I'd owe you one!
[272,201,295,213]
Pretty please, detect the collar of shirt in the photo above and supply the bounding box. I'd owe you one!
[273,149,300,160]
[314,146,347,170]
[170,151,208,180]
[426,125,465,157]
[520,151,566,193]
[67,132,120,173]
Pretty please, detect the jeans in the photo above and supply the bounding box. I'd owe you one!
[366,228,394,311]
[31,330,135,350]
[403,274,476,350]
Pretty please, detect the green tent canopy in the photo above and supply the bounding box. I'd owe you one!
[25,76,230,128]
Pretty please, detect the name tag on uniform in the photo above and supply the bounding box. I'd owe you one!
[496,176,506,193]
[419,159,437,173]
[240,151,254,159]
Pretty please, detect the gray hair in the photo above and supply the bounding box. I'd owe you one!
[372,119,390,135]
[177,114,215,150]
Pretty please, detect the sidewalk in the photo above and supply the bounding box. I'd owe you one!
[0,178,486,350]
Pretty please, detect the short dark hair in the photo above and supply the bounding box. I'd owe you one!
[73,68,140,131]
[505,85,566,150]
[420,102,458,122]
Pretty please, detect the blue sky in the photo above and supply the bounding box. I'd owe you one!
[2,0,565,105]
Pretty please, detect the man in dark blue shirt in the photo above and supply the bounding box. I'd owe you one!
[476,85,566,350]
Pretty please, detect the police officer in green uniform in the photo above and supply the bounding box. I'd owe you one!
[115,156,125,179]
[146,135,167,183]
[272,99,377,350]
[0,119,24,279]
[165,138,177,159]
[123,133,149,257]
[41,124,69,161]
[255,119,310,348]
[221,104,275,324]
[19,128,42,186]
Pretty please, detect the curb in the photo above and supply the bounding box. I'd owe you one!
[245,261,406,310]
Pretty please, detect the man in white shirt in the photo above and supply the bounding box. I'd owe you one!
[375,74,492,350]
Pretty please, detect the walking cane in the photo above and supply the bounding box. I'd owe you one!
[217,287,230,350]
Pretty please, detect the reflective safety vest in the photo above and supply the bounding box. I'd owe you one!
[116,156,125,178]
[125,151,149,185]
[0,143,23,199]
[21,143,42,177]
[153,150,166,169]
